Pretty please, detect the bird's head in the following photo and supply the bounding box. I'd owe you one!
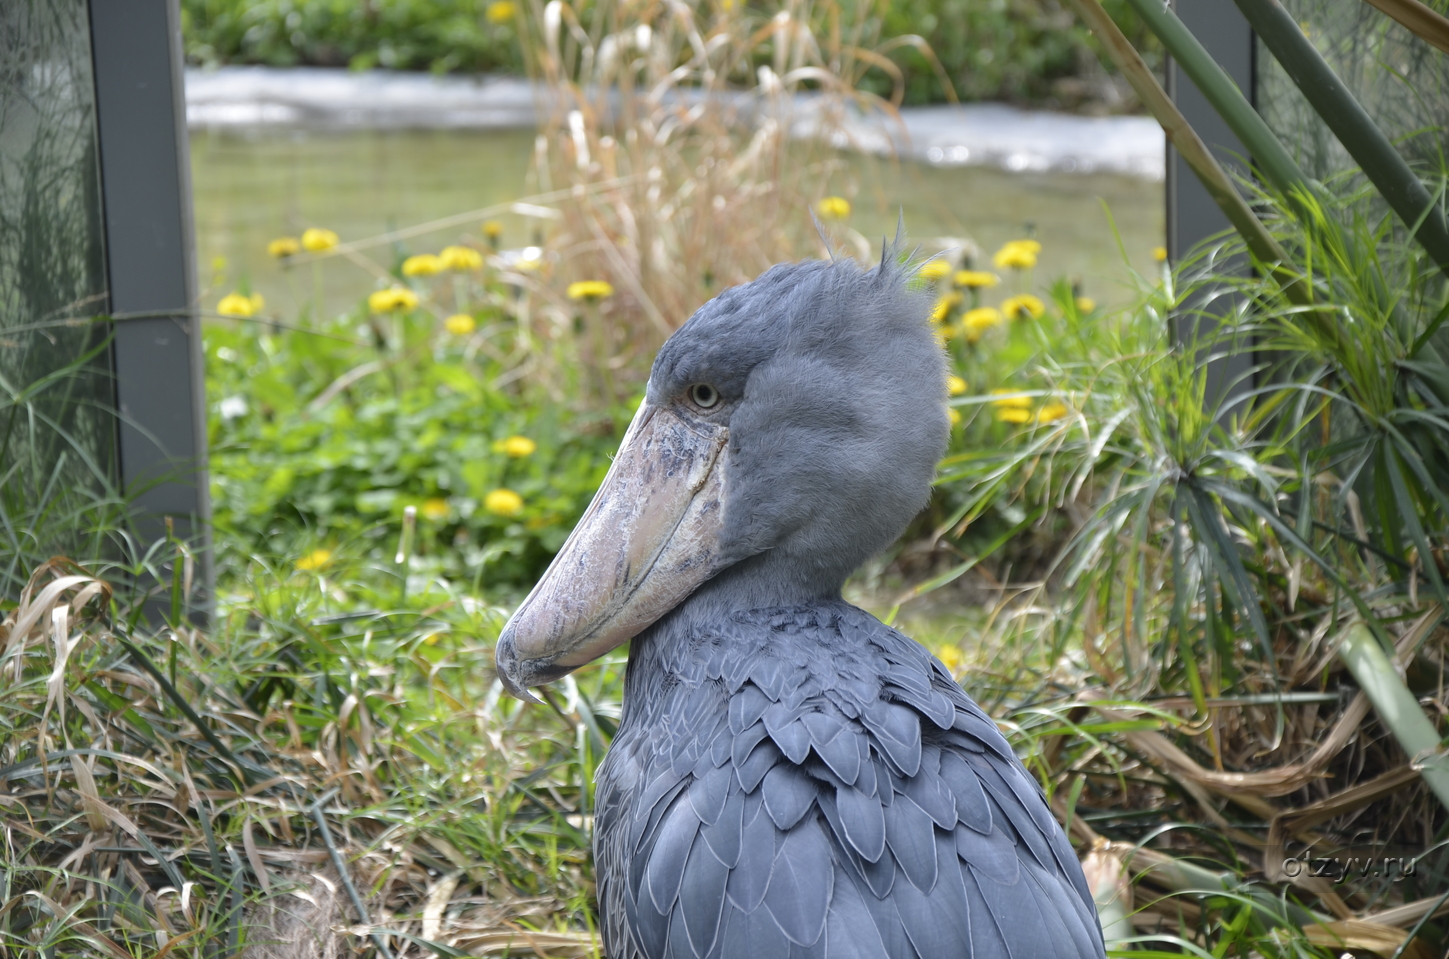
[495,251,948,700]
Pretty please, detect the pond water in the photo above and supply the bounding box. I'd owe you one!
[189,127,1165,321]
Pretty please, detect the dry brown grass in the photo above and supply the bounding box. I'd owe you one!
[0,557,607,958]
[517,0,930,402]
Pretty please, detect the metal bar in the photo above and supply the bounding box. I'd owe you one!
[87,0,211,621]
[1164,0,1259,416]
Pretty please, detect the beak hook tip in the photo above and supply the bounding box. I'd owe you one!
[496,667,544,705]
[495,631,545,705]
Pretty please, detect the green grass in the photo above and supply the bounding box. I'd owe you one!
[205,261,631,600]
[8,8,1449,945]
[5,186,1448,957]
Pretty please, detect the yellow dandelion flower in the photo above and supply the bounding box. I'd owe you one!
[948,407,962,426]
[301,227,339,252]
[992,240,1039,270]
[1152,245,1168,262]
[568,280,615,300]
[403,253,444,277]
[500,435,537,458]
[369,287,420,313]
[954,270,999,289]
[267,236,300,258]
[483,220,504,238]
[917,259,951,282]
[440,245,484,271]
[935,644,962,672]
[485,488,524,516]
[963,306,1003,342]
[1037,401,1069,424]
[997,407,1032,424]
[444,313,477,335]
[217,292,257,318]
[947,375,967,396]
[420,498,451,521]
[295,548,332,571]
[815,196,851,220]
[990,389,1032,409]
[931,292,962,322]
[1001,294,1045,320]
[486,0,517,22]
[1075,296,1096,313]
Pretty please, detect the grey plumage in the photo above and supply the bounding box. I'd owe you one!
[564,252,1104,958]
[596,605,1105,959]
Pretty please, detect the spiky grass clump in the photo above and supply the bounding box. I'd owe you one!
[911,182,1449,955]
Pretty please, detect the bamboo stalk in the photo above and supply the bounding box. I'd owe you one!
[1336,623,1449,812]
[1231,0,1449,273]
[1061,0,1290,271]
[1116,0,1311,202]
[1358,0,1449,54]
[1108,0,1402,332]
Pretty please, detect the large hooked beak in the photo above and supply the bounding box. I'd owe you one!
[493,402,729,701]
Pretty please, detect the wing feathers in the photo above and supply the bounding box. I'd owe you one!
[834,781,887,862]
[645,796,700,915]
[764,821,834,946]
[883,795,938,894]
[824,864,892,959]
[763,764,817,830]
[678,832,730,957]
[724,798,776,913]
[600,605,1105,959]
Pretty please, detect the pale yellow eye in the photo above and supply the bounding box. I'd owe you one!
[689,383,719,409]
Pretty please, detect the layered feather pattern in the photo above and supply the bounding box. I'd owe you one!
[594,603,1106,959]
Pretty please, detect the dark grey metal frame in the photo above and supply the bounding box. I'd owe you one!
[89,0,211,617]
[1167,0,1257,411]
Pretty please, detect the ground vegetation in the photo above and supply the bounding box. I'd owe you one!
[3,0,1448,955]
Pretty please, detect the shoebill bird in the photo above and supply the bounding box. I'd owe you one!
[495,251,1106,959]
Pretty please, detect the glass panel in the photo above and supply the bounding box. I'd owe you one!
[0,0,117,596]
[1258,0,1449,181]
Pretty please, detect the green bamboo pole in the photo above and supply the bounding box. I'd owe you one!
[1116,0,1311,203]
[1337,623,1449,813]
[1230,0,1449,273]
[1111,0,1423,327]
[1061,0,1290,269]
[1062,0,1348,324]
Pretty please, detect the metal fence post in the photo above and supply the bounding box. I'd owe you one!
[89,0,211,620]
[1167,0,1258,414]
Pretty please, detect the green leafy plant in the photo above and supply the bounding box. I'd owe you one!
[181,0,525,73]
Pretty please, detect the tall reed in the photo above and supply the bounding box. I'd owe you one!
[519,0,914,401]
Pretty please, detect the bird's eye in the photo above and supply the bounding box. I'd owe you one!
[689,383,720,409]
